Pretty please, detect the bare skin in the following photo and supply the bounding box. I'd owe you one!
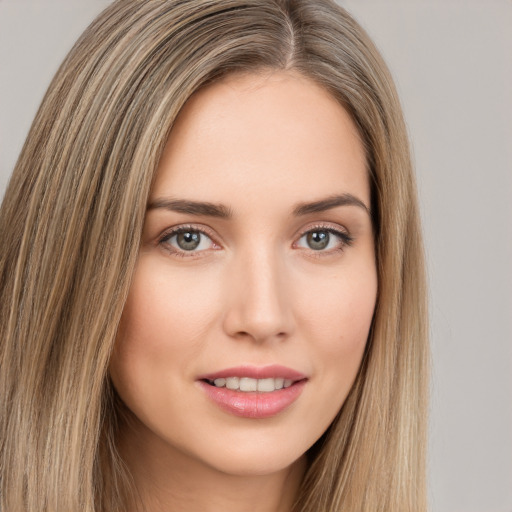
[110,70,377,511]
[118,423,307,512]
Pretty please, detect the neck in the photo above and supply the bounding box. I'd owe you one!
[117,417,307,512]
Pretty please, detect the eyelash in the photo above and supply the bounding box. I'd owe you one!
[158,225,219,258]
[294,224,354,256]
[158,223,354,258]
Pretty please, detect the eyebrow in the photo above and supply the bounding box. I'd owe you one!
[147,198,233,218]
[293,193,371,217]
[147,193,370,219]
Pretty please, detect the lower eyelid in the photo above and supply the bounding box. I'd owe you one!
[159,227,218,253]
[294,227,354,252]
[157,224,353,255]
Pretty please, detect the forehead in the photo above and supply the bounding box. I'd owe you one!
[152,70,369,209]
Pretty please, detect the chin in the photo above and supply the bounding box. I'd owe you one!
[178,431,310,477]
[206,451,305,478]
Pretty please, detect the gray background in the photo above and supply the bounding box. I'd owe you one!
[1,1,511,511]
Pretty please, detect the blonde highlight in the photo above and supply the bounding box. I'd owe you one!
[0,1,428,510]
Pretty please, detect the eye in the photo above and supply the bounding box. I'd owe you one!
[296,227,353,252]
[160,227,217,255]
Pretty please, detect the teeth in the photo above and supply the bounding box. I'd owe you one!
[225,377,239,390]
[239,377,257,392]
[210,377,296,392]
[257,378,275,392]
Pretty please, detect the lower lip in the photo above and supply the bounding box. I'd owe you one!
[198,380,307,419]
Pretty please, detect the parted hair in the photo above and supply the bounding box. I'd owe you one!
[0,1,428,510]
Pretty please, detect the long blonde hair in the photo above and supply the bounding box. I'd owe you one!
[0,1,428,510]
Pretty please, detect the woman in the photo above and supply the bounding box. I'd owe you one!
[0,1,428,511]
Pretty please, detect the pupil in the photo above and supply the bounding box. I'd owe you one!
[177,231,200,250]
[307,231,329,250]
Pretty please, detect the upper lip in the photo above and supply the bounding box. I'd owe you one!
[198,365,307,381]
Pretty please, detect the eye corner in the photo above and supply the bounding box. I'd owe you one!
[157,224,222,258]
[294,224,354,254]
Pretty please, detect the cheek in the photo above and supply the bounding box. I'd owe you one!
[109,259,221,399]
[301,264,377,349]
[117,259,221,346]
[297,260,377,397]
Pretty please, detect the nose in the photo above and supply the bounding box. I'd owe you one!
[222,246,294,344]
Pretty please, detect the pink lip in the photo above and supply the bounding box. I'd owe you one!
[198,365,306,381]
[197,365,308,419]
[198,380,306,419]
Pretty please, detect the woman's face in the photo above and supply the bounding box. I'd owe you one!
[110,71,377,476]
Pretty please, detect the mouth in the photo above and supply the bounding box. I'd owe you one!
[202,376,296,392]
[197,365,308,418]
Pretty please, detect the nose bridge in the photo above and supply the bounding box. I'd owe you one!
[223,241,293,342]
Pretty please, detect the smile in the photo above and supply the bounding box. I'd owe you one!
[206,377,294,392]
[197,365,307,418]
